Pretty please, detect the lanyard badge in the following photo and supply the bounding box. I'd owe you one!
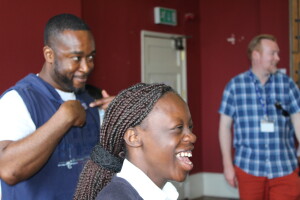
[249,71,275,133]
[260,118,275,132]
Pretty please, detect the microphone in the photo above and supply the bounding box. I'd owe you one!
[274,102,289,117]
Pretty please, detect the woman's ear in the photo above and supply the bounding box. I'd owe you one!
[43,46,54,64]
[124,128,142,147]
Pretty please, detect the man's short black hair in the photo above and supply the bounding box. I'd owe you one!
[44,13,90,46]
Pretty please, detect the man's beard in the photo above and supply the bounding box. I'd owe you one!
[53,63,85,94]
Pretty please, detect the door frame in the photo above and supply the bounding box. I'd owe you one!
[141,30,188,101]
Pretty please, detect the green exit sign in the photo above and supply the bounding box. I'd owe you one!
[154,7,177,26]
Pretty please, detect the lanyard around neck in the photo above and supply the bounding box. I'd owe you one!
[248,71,272,119]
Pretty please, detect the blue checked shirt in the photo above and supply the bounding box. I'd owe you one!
[219,70,300,178]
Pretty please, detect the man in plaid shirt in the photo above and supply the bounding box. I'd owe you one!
[219,34,300,200]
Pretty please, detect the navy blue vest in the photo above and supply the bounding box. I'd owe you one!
[1,74,100,200]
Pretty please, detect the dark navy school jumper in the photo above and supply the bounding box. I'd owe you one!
[1,74,100,200]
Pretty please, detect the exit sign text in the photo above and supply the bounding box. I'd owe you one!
[154,7,177,26]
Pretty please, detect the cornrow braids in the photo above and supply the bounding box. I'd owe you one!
[74,83,175,200]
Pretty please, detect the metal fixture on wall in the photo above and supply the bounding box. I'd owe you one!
[174,37,184,50]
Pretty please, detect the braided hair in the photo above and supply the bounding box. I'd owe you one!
[74,83,175,200]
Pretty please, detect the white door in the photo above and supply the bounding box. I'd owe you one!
[141,30,188,199]
[141,30,187,101]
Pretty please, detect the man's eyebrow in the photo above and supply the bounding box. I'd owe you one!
[70,50,96,55]
[69,51,84,55]
[90,50,96,55]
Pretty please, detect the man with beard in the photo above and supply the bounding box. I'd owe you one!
[219,34,300,199]
[0,13,114,200]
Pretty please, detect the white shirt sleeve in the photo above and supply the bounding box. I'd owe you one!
[0,90,36,141]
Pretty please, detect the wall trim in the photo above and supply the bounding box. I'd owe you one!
[174,172,239,199]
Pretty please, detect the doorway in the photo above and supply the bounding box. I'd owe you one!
[290,0,300,86]
[141,30,189,199]
[141,30,188,101]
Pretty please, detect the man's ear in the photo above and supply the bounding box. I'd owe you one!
[43,46,54,64]
[252,50,260,60]
[124,128,142,148]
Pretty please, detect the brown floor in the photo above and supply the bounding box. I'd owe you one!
[190,197,238,200]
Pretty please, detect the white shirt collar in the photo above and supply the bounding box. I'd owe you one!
[117,159,179,200]
[36,74,76,101]
[55,89,76,101]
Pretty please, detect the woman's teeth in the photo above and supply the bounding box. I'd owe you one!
[176,151,192,158]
